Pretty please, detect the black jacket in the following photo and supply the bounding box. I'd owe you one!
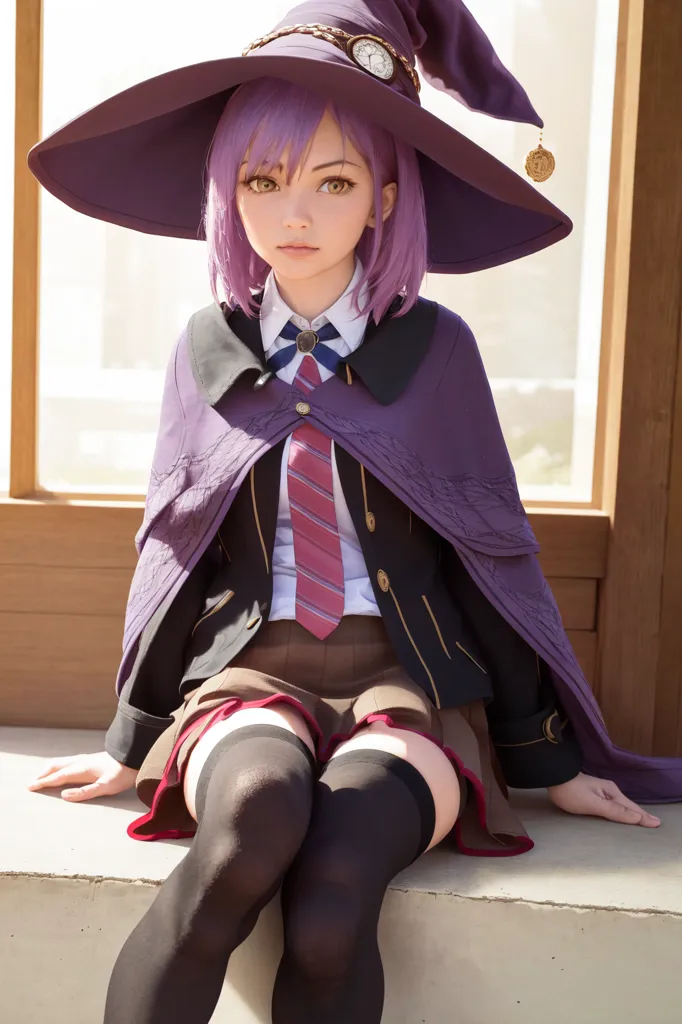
[105,439,583,790]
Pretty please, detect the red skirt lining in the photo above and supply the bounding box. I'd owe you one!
[127,694,533,856]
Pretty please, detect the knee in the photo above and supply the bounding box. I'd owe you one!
[195,771,311,905]
[202,841,283,909]
[283,855,369,982]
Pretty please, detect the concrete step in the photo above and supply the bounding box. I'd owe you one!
[2,726,681,1023]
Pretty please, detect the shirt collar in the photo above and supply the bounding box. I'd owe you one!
[187,291,439,407]
[260,257,369,355]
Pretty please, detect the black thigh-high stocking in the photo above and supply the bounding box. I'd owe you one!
[272,748,436,1024]
[103,725,315,1024]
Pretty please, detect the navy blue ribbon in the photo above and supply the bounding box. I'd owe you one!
[265,319,343,374]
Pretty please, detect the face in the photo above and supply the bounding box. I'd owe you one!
[236,108,397,287]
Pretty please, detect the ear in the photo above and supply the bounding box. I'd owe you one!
[367,182,398,228]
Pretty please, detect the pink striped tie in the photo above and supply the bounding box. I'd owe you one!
[288,353,345,639]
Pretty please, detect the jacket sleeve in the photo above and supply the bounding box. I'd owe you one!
[441,542,583,789]
[104,538,220,770]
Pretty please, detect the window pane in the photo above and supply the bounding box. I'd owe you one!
[421,0,619,501]
[38,0,618,500]
[0,0,16,495]
[38,1,292,494]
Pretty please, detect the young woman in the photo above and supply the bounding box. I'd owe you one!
[26,3,677,1022]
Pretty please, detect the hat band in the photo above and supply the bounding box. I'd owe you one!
[242,22,421,95]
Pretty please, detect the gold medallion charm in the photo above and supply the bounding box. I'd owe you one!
[525,133,555,183]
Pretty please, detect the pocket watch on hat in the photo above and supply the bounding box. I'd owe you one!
[347,34,398,84]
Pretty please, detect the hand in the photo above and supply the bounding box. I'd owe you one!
[26,751,139,802]
[547,772,661,828]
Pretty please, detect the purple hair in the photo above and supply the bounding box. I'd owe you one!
[203,77,428,324]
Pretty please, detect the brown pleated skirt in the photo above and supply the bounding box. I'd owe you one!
[129,615,532,856]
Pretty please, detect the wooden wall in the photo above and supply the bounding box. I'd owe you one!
[596,0,682,756]
[0,503,605,730]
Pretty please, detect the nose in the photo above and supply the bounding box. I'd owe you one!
[282,191,312,231]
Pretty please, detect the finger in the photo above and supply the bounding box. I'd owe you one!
[611,797,660,826]
[599,799,645,825]
[28,766,91,791]
[62,781,108,802]
[27,759,73,784]
[611,794,660,826]
[601,783,661,827]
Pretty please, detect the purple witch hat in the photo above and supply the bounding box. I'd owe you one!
[27,0,572,272]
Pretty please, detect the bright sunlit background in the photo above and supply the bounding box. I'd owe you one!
[1,0,619,500]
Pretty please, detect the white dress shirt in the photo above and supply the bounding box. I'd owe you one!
[260,258,381,620]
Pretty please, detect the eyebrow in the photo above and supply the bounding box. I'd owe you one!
[239,159,361,172]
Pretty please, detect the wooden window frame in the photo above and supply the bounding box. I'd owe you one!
[6,0,682,758]
[10,0,41,501]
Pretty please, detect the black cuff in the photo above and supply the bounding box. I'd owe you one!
[489,707,583,789]
[104,700,175,770]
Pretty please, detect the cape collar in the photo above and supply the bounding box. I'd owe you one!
[189,292,439,407]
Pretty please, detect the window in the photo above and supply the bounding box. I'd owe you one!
[421,0,620,501]
[37,1,293,494]
[32,0,618,501]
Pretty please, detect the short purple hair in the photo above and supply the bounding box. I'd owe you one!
[203,77,428,324]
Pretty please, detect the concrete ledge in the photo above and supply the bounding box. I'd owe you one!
[2,726,682,1023]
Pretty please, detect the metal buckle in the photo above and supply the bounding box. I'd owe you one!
[542,711,561,744]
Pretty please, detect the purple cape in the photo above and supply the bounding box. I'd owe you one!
[117,302,682,803]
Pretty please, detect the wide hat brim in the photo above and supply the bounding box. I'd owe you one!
[27,40,572,272]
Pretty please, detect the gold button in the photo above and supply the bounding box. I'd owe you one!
[377,569,390,592]
[365,512,376,532]
[246,616,261,630]
[296,401,311,416]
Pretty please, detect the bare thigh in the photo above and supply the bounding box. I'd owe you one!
[329,721,460,852]
[182,704,317,822]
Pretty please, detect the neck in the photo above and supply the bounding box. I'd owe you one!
[273,253,357,323]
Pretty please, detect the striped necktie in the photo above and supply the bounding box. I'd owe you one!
[288,347,345,639]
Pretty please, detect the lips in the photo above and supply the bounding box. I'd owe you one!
[279,244,317,250]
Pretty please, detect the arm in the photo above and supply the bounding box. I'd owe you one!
[434,318,658,825]
[27,540,219,798]
[29,565,216,794]
[440,541,582,789]
[104,323,217,768]
[104,541,219,769]
[486,649,583,789]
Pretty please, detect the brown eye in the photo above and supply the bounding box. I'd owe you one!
[320,178,356,195]
[247,177,277,193]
